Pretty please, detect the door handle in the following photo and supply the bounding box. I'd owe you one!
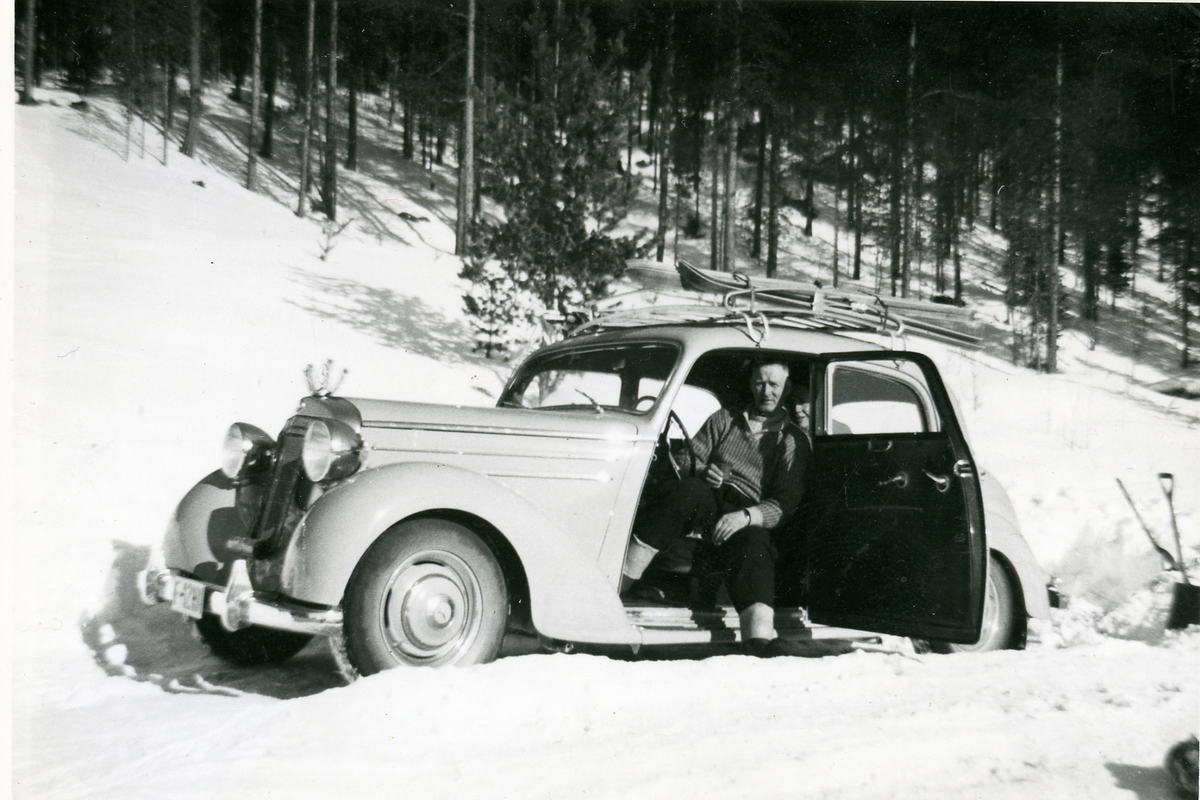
[868,439,893,452]
[923,470,950,493]
[878,471,909,489]
[953,460,974,479]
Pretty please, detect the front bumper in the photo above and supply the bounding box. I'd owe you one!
[139,558,343,637]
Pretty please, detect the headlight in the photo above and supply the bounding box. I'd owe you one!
[220,423,275,481]
[301,419,363,482]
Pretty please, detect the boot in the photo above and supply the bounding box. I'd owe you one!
[619,536,659,595]
[740,603,783,657]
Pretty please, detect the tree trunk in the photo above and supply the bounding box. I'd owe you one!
[162,49,172,166]
[654,9,675,263]
[952,205,963,303]
[722,107,738,272]
[455,0,476,257]
[627,72,636,190]
[387,53,397,126]
[322,0,339,220]
[888,117,903,296]
[346,59,359,170]
[849,110,862,281]
[1183,233,1194,368]
[403,102,414,160]
[804,113,815,237]
[767,123,780,278]
[297,0,315,217]
[260,34,278,159]
[751,110,766,259]
[832,163,841,288]
[710,101,722,271]
[420,113,428,169]
[246,0,262,191]
[181,0,204,157]
[901,20,917,299]
[166,60,177,135]
[404,12,415,162]
[1048,42,1063,372]
[20,0,37,104]
[722,16,741,271]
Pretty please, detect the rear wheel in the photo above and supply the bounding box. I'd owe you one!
[194,615,314,666]
[342,519,508,675]
[930,554,1019,653]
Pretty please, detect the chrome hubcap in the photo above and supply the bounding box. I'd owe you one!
[979,571,999,637]
[381,551,482,665]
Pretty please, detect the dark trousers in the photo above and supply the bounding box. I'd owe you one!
[633,478,776,612]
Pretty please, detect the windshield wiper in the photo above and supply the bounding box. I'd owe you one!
[575,389,605,415]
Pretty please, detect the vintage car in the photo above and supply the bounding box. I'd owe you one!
[140,287,1051,675]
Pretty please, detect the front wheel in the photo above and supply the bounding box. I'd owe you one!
[928,554,1020,653]
[342,519,509,675]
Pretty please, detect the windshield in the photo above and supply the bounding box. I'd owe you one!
[500,343,679,414]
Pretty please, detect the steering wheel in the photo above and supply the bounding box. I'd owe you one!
[664,409,698,479]
[635,395,657,412]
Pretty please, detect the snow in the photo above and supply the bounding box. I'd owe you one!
[11,87,1199,800]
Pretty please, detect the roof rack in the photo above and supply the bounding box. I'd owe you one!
[568,260,982,349]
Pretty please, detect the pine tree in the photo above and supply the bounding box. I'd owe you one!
[474,10,638,318]
[461,259,536,360]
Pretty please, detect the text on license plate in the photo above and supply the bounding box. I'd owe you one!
[171,577,207,619]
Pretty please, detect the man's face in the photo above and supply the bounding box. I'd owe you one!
[749,363,790,415]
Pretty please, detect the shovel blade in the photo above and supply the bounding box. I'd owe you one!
[1166,582,1200,631]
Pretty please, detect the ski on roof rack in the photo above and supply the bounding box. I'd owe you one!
[568,260,982,349]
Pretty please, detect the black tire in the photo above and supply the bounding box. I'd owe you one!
[342,519,508,675]
[930,554,1019,653]
[194,614,314,666]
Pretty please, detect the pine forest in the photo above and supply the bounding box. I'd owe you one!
[15,1,1200,369]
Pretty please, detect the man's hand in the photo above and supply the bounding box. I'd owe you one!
[712,509,750,545]
[703,463,725,489]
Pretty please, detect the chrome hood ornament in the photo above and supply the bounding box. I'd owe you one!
[305,359,347,397]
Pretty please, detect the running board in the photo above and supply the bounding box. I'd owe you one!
[626,605,880,646]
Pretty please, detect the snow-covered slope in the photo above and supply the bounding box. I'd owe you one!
[11,88,1199,800]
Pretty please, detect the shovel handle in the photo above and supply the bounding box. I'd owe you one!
[1117,478,1178,571]
[1157,473,1190,585]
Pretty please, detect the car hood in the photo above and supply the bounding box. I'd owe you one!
[343,397,646,443]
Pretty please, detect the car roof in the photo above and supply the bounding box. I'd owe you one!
[536,319,889,358]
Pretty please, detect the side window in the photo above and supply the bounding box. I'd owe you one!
[668,349,813,438]
[826,362,937,435]
[666,383,722,439]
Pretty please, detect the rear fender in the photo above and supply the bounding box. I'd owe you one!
[281,462,639,645]
[981,472,1050,619]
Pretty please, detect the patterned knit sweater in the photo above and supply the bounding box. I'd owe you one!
[691,406,810,529]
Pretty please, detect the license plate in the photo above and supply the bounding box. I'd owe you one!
[171,577,207,620]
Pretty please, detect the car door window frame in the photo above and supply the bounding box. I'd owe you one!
[820,358,942,438]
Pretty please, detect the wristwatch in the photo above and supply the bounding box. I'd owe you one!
[742,509,753,524]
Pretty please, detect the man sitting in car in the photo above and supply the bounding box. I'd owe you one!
[620,360,811,656]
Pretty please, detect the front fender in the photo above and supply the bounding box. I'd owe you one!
[981,471,1050,619]
[280,462,640,645]
[161,471,253,584]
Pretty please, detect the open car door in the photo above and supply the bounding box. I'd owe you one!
[804,352,986,643]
